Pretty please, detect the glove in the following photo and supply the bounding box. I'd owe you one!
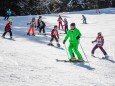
[76,36,80,40]
[102,43,104,46]
[63,40,66,44]
[27,23,30,25]
[92,41,94,43]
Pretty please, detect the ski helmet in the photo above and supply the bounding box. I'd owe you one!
[39,16,42,19]
[32,17,35,21]
[9,19,13,23]
[71,23,75,26]
[54,25,57,29]
[98,32,102,35]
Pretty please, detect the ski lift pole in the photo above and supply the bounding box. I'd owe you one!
[44,34,47,40]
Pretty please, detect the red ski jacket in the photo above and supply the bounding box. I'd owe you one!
[51,29,59,38]
[58,17,63,23]
[5,22,12,31]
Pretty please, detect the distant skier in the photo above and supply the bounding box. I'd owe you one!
[63,23,83,62]
[96,9,100,14]
[57,15,63,29]
[37,18,46,34]
[4,9,12,20]
[48,25,60,47]
[91,32,109,59]
[2,19,13,39]
[27,17,37,36]
[63,18,68,34]
[82,15,87,24]
[95,4,100,14]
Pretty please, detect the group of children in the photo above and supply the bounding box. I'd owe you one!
[27,16,46,36]
[57,15,68,34]
[48,15,69,47]
[1,15,109,62]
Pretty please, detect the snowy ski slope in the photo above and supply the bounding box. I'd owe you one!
[0,8,115,86]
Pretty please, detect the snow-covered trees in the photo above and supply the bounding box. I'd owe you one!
[0,0,115,16]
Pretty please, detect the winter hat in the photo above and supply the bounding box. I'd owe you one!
[39,16,42,19]
[98,32,102,35]
[54,25,57,29]
[9,19,13,23]
[71,23,75,26]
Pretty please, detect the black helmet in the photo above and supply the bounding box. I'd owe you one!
[39,16,42,18]
[71,23,75,26]
[54,25,57,28]
[98,32,102,35]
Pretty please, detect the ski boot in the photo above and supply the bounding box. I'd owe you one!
[2,35,5,38]
[43,33,46,35]
[57,44,60,47]
[32,33,35,36]
[76,59,84,62]
[48,43,54,46]
[27,33,30,36]
[38,32,41,35]
[102,55,109,59]
[69,58,77,62]
[92,54,95,57]
[10,36,13,39]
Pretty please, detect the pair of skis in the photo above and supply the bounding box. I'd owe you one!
[56,59,89,63]
[47,43,64,50]
[92,55,108,59]
[2,37,16,41]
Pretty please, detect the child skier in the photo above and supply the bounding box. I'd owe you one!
[48,25,60,47]
[37,16,42,30]
[57,15,63,29]
[82,15,87,24]
[63,18,68,34]
[63,23,83,62]
[27,17,37,36]
[37,18,46,34]
[2,19,13,39]
[91,32,109,59]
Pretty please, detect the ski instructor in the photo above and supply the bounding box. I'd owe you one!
[63,23,83,62]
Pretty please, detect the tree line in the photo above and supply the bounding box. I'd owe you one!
[0,0,115,16]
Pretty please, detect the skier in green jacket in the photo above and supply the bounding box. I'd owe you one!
[63,23,83,62]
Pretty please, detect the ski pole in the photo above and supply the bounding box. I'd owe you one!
[80,43,90,66]
[64,44,70,60]
[44,34,47,40]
